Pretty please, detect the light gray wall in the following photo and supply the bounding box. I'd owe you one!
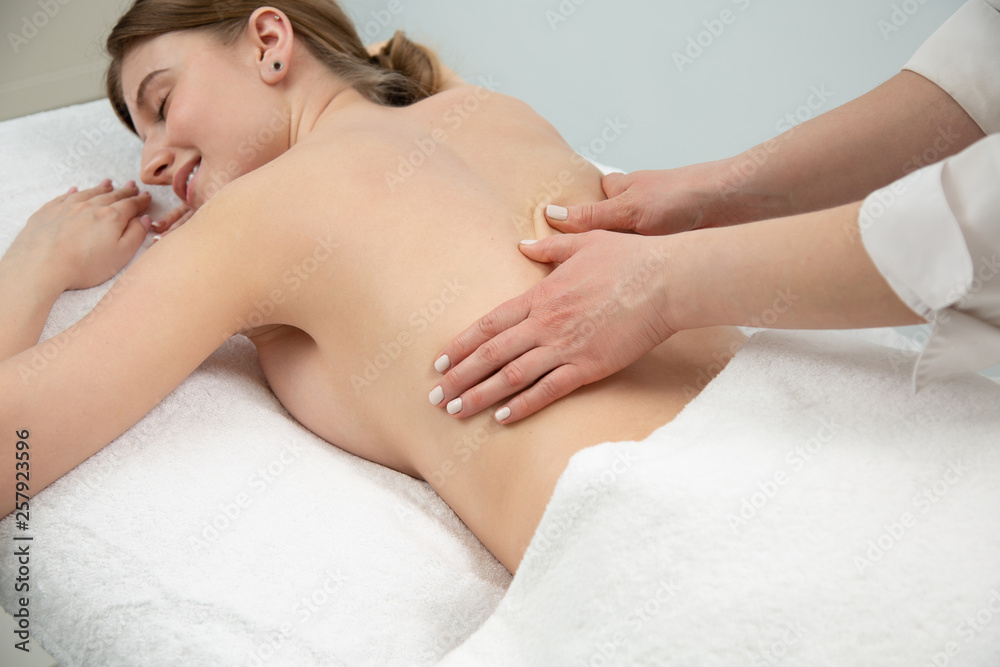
[2,0,966,169]
[335,0,966,170]
[0,0,128,121]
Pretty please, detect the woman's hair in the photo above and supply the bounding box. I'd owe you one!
[105,0,444,133]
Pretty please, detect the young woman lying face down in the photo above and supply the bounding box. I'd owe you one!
[0,0,746,573]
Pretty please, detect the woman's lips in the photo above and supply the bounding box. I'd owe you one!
[185,163,199,207]
[172,158,201,207]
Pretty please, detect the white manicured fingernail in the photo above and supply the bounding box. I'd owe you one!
[429,386,444,406]
[519,239,538,245]
[495,407,511,422]
[152,235,162,243]
[447,398,463,415]
[434,355,451,373]
[546,205,568,221]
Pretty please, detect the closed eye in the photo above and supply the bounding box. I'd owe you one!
[155,94,169,123]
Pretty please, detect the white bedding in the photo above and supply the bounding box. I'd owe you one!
[1,100,998,666]
[441,331,1000,665]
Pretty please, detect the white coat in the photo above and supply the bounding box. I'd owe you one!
[860,0,1000,387]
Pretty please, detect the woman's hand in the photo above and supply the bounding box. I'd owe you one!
[546,164,734,236]
[150,203,195,240]
[429,231,678,424]
[8,179,152,292]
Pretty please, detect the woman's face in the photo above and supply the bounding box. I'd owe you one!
[122,29,290,209]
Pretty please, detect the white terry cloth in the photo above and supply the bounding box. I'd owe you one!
[0,100,510,665]
[441,330,1000,666]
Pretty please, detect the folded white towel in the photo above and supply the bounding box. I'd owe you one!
[442,330,1000,666]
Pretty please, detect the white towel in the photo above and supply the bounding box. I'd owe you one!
[441,330,1000,666]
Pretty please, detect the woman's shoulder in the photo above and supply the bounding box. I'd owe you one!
[413,84,564,143]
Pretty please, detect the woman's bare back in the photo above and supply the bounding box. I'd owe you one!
[236,85,746,571]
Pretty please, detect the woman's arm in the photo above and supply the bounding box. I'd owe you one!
[0,181,152,361]
[0,185,267,518]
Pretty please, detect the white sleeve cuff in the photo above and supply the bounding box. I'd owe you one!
[903,0,1000,135]
[859,163,973,319]
[860,135,1000,389]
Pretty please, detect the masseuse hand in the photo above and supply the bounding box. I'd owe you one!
[8,179,152,292]
[548,164,732,237]
[430,230,676,423]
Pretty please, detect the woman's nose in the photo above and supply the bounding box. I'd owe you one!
[140,146,175,186]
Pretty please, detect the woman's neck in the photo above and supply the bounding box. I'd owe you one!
[286,70,372,147]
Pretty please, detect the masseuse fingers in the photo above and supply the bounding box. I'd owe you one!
[437,345,560,419]
[432,290,532,376]
[431,323,538,411]
[517,233,590,265]
[498,363,588,424]
[433,233,602,377]
[545,197,629,234]
[600,171,631,199]
[544,172,638,233]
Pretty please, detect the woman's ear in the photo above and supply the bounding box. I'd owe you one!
[248,7,292,84]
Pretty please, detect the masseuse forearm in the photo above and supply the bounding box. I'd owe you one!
[0,255,61,362]
[710,71,984,225]
[669,202,926,332]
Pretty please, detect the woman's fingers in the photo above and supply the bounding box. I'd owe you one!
[111,192,153,225]
[64,179,113,202]
[119,215,150,255]
[151,204,194,235]
[169,208,195,231]
[90,180,139,205]
[64,181,153,228]
[53,185,80,203]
